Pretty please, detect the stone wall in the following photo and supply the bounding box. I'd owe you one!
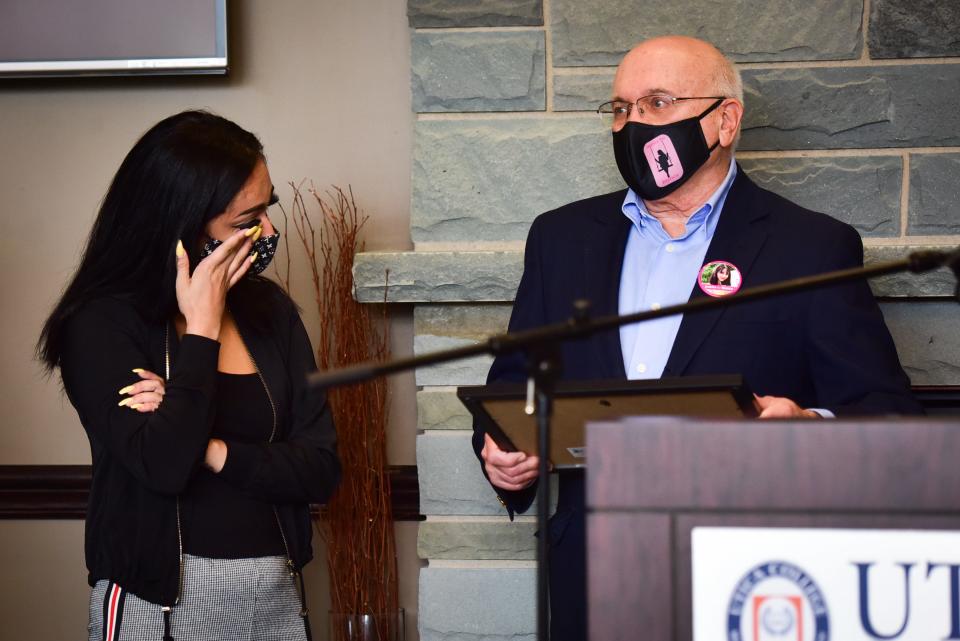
[362,1,960,638]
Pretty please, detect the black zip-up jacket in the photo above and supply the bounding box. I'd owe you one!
[60,294,340,606]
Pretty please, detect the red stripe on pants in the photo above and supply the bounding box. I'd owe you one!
[106,584,122,641]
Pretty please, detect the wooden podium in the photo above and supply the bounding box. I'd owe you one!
[585,416,960,641]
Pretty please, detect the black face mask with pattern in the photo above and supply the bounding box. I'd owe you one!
[200,232,280,276]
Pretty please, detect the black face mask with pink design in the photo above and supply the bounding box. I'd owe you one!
[612,99,723,201]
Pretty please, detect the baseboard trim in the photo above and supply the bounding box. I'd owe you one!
[0,464,422,521]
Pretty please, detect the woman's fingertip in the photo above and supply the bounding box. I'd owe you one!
[175,240,185,257]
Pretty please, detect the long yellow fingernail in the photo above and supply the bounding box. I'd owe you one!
[130,403,143,410]
[132,368,144,374]
[251,226,263,242]
[243,226,258,237]
[176,240,185,257]
[249,252,258,263]
[118,398,132,407]
[119,385,134,395]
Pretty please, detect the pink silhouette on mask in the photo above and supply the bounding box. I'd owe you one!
[643,134,684,188]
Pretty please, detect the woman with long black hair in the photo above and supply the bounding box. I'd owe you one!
[37,110,339,641]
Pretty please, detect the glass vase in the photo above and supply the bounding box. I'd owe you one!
[329,608,405,641]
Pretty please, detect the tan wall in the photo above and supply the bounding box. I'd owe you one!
[0,1,418,639]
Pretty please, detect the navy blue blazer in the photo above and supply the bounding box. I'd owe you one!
[472,167,921,640]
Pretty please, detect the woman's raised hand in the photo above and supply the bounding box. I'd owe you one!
[174,228,258,340]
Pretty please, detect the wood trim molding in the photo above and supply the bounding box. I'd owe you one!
[0,464,422,521]
[0,465,89,520]
[912,385,960,412]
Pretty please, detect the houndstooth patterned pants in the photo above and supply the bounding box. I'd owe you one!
[88,555,308,641]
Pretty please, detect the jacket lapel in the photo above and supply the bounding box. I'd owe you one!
[583,198,632,379]
[663,168,770,377]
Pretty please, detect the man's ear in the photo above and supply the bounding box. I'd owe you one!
[718,99,744,148]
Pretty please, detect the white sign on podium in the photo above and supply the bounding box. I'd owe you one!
[692,527,960,641]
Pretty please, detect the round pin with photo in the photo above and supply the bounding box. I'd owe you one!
[698,260,742,297]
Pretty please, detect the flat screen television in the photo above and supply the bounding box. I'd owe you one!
[0,0,228,78]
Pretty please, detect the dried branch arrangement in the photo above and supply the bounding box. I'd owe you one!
[277,184,398,640]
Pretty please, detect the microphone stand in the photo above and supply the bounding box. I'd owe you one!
[308,247,959,641]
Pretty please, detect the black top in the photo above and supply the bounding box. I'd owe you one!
[182,372,285,558]
[61,290,340,606]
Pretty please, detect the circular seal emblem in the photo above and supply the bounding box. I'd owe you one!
[698,260,742,297]
[727,561,830,641]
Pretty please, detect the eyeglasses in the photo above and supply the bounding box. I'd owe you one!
[596,94,725,126]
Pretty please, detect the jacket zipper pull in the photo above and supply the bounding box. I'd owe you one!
[161,606,175,641]
[286,558,309,618]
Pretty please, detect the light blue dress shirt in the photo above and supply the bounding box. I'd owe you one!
[618,159,737,380]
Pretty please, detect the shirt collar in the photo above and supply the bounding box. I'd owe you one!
[621,157,738,240]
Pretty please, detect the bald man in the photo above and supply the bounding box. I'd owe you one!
[472,36,920,640]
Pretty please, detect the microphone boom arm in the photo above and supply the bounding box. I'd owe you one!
[308,248,959,390]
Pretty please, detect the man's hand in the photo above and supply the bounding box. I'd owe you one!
[754,394,821,419]
[481,433,540,491]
